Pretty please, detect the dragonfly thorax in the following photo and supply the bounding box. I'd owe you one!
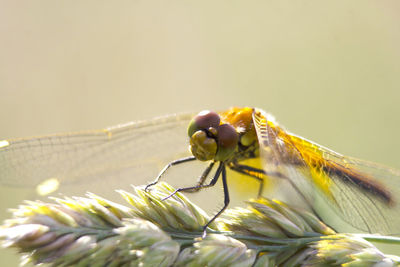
[188,110,238,162]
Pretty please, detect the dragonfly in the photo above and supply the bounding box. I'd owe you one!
[1,107,399,237]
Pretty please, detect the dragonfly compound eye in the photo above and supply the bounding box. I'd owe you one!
[215,124,238,161]
[188,110,220,137]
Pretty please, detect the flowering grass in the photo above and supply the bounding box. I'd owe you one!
[1,182,399,266]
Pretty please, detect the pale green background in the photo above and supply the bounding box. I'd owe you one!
[1,1,400,265]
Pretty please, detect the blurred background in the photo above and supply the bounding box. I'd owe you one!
[1,1,400,265]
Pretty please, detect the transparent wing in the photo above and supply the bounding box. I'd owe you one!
[0,113,193,198]
[253,108,400,235]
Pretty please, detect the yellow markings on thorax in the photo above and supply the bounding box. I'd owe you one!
[220,107,258,146]
[228,157,273,197]
[220,107,254,131]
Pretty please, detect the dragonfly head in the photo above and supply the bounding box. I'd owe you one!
[188,110,238,162]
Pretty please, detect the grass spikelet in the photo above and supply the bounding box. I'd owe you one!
[1,182,399,266]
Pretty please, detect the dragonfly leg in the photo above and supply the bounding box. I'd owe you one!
[145,156,196,191]
[161,161,219,201]
[202,164,229,238]
[180,161,216,193]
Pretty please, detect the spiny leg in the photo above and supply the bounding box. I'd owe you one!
[145,156,196,191]
[231,163,287,179]
[159,162,226,238]
[202,164,229,238]
[179,161,216,193]
[161,161,220,201]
